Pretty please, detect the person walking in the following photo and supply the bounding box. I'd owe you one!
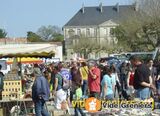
[88,61,101,98]
[32,66,50,116]
[129,55,156,100]
[52,65,67,110]
[110,64,121,98]
[147,59,157,96]
[79,62,89,97]
[119,62,128,90]
[101,67,114,100]
[70,62,82,102]
[0,65,4,100]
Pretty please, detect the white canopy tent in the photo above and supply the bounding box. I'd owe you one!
[0,43,58,58]
[0,43,63,75]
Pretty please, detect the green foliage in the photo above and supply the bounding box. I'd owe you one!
[49,34,64,42]
[27,31,45,42]
[0,28,7,38]
[113,16,160,52]
[113,0,160,52]
[26,25,64,42]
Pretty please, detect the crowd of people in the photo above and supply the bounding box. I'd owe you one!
[14,55,160,116]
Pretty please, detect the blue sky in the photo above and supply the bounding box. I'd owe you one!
[0,0,134,37]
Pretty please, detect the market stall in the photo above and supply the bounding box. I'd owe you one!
[0,43,57,116]
[0,43,56,58]
[0,43,58,74]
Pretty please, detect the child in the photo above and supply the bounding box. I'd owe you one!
[74,85,86,116]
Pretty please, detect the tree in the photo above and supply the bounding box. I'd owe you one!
[49,33,64,42]
[37,25,63,41]
[113,17,146,52]
[27,31,44,42]
[72,35,115,59]
[140,0,160,19]
[113,0,160,52]
[0,28,7,38]
[72,37,98,59]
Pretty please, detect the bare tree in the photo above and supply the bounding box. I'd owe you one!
[37,25,62,40]
[72,35,116,58]
[141,0,160,19]
[72,36,98,59]
[114,0,160,51]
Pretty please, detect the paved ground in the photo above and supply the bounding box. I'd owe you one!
[46,101,91,116]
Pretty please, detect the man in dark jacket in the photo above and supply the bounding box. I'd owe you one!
[32,67,50,116]
[0,65,4,100]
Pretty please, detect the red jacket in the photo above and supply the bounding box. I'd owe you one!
[88,67,101,93]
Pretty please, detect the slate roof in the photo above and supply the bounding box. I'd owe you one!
[64,5,139,27]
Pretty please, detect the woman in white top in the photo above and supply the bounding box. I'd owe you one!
[110,64,121,98]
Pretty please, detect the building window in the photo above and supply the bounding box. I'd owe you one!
[6,83,7,85]
[68,29,75,38]
[77,29,81,36]
[6,89,8,91]
[110,28,115,36]
[9,82,10,85]
[18,82,20,85]
[105,28,109,36]
[94,28,97,37]
[86,28,90,37]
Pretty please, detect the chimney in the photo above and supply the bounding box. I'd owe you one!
[116,3,119,12]
[81,3,85,14]
[99,2,103,13]
[134,0,139,11]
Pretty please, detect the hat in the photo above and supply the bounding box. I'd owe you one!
[33,67,42,77]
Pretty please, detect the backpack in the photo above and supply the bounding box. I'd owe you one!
[60,69,71,90]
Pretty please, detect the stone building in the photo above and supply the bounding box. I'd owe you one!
[63,3,140,59]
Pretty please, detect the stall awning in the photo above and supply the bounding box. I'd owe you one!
[0,43,56,58]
